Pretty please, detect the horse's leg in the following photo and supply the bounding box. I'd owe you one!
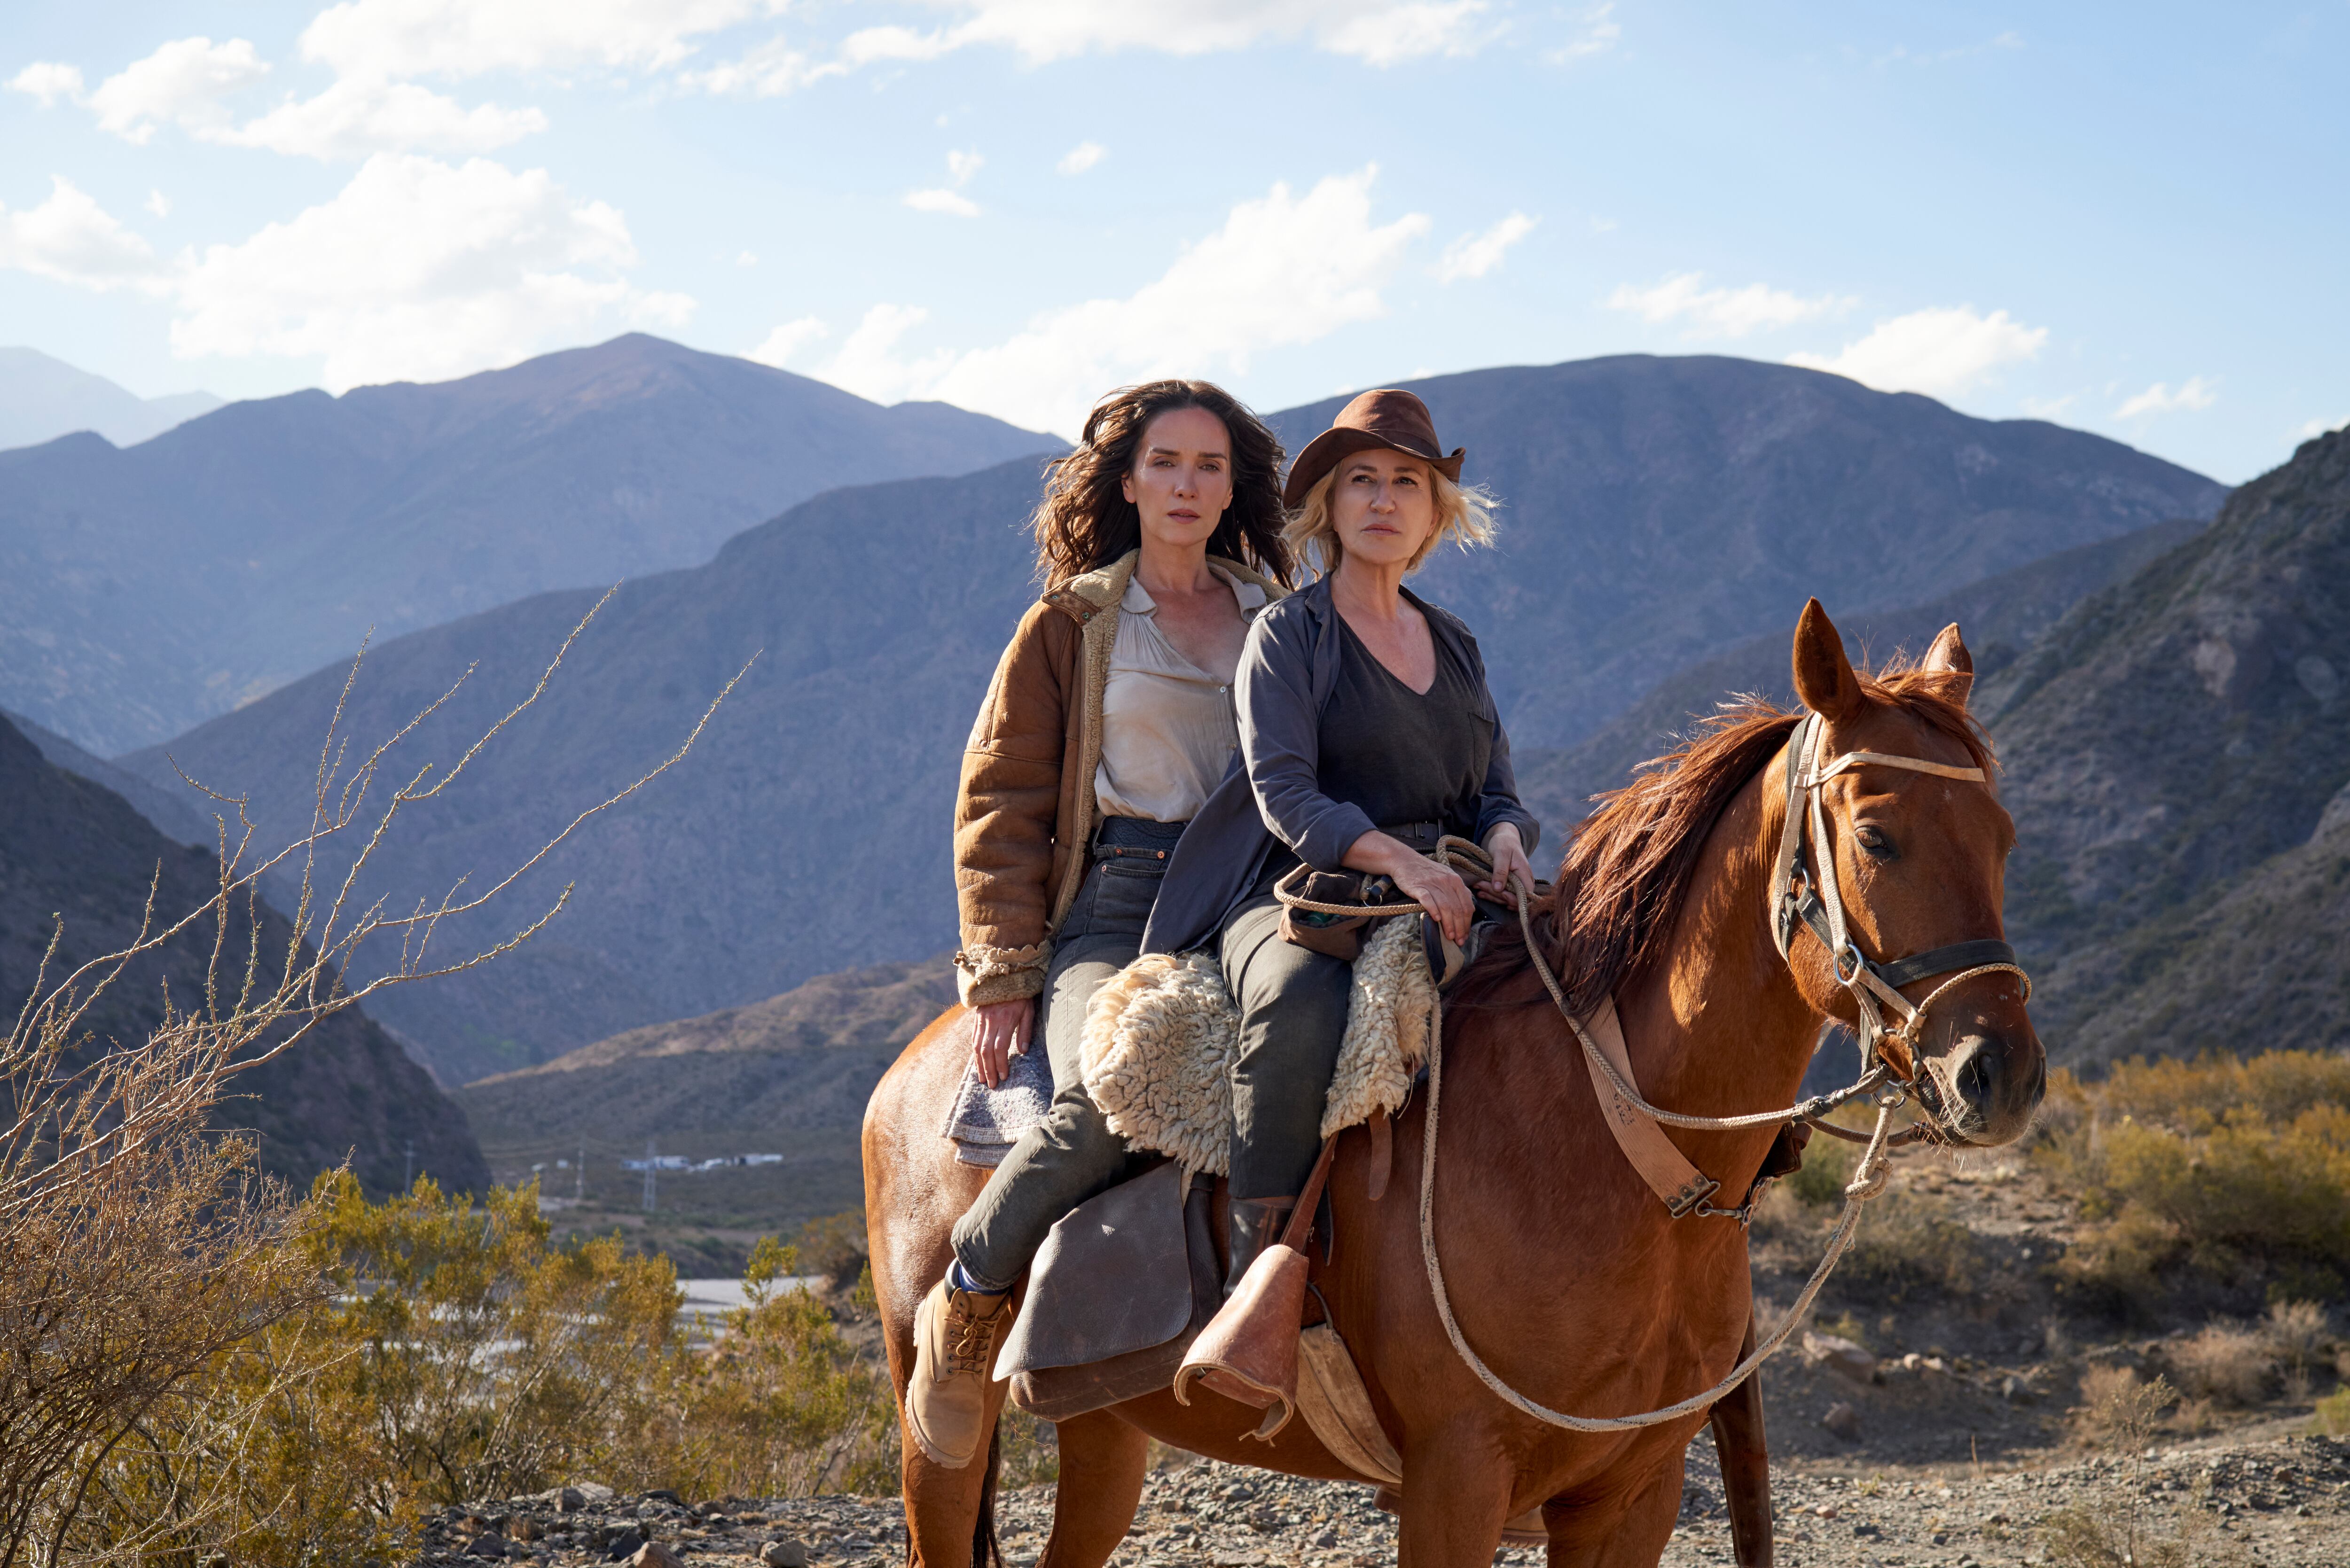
[866,1010,1003,1568]
[1543,1461,1685,1568]
[1394,1433,1514,1568]
[1034,1410,1149,1568]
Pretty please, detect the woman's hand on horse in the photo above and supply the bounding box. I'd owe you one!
[971,997,1034,1089]
[1477,822,1535,906]
[1346,828,1476,943]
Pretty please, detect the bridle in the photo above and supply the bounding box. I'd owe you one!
[1765,710,2031,1133]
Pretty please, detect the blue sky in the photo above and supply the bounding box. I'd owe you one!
[3,1,2342,482]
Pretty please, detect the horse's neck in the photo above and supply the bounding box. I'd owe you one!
[1616,760,1820,1126]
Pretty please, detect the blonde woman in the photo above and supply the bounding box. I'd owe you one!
[1144,389,1537,1289]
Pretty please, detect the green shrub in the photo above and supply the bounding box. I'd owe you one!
[2037,1052,2350,1306]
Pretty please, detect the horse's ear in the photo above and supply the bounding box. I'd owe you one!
[1791,598,1864,722]
[1923,622,1975,706]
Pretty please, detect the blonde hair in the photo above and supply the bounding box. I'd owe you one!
[1281,459,1499,577]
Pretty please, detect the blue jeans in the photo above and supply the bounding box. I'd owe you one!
[949,819,1179,1291]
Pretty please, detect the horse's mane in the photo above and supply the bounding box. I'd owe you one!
[1467,662,1991,1016]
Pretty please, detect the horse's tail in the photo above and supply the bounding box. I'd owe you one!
[970,1421,1004,1568]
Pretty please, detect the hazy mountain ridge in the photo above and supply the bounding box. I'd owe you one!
[0,714,488,1195]
[0,347,222,452]
[0,335,1057,753]
[116,356,2228,1081]
[1514,515,2210,835]
[457,954,957,1143]
[1272,357,2225,747]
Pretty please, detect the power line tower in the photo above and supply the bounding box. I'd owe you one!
[641,1137,657,1212]
[403,1139,415,1191]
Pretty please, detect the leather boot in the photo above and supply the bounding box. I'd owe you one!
[1224,1197,1295,1299]
[906,1276,1012,1468]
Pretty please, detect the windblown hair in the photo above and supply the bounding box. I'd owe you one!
[1283,463,1498,577]
[1030,380,1294,589]
[1476,663,1992,1019]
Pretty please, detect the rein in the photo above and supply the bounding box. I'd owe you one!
[1271,718,2032,1431]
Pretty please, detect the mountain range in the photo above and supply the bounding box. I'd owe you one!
[0,713,487,1195]
[114,352,2225,1082]
[1982,424,2350,1066]
[0,335,1057,754]
[0,347,222,453]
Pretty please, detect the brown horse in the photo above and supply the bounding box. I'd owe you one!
[862,601,2045,1567]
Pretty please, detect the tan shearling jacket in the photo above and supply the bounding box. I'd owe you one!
[952,549,1285,1006]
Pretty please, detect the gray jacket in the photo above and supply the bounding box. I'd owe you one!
[1141,577,1540,955]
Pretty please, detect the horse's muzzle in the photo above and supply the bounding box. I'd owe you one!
[1928,1030,2047,1146]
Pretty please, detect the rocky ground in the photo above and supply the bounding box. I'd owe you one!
[409,1429,2350,1567]
[413,1144,2350,1568]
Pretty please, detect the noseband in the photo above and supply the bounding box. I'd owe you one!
[1767,710,2030,1126]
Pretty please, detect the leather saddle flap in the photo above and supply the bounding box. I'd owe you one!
[995,1159,1194,1380]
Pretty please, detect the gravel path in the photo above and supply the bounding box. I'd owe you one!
[410,1431,2350,1567]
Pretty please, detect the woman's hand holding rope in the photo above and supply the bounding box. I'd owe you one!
[1345,829,1477,943]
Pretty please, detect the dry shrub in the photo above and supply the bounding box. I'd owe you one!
[639,1238,895,1500]
[2165,1324,2275,1407]
[2043,1371,2247,1568]
[2037,1053,2350,1308]
[3,604,744,1566]
[1833,1189,1982,1305]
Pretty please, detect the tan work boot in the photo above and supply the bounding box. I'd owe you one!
[907,1276,1012,1467]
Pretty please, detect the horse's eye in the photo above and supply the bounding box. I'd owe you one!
[1856,826,1897,861]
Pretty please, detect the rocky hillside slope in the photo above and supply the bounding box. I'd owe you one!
[457,956,955,1143]
[121,358,2222,1075]
[0,335,1056,753]
[1981,425,2350,1065]
[1516,515,2207,834]
[0,715,487,1194]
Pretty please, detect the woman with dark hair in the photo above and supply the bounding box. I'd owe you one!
[907,380,1293,1467]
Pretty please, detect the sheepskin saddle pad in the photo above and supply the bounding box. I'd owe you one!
[1077,913,1437,1176]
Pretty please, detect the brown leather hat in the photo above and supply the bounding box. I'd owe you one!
[1282,388,1465,509]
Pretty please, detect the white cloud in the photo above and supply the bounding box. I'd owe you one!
[8,62,86,106]
[1057,140,1106,175]
[86,37,270,143]
[685,0,1500,94]
[821,165,1429,434]
[0,176,169,292]
[2294,414,2345,442]
[2114,376,2217,419]
[1787,305,2046,398]
[1608,272,1854,337]
[749,316,828,367]
[904,188,982,217]
[219,78,547,159]
[145,188,172,218]
[1433,211,1535,282]
[905,148,983,216]
[299,0,764,79]
[170,153,687,390]
[676,35,839,95]
[1543,2,1620,63]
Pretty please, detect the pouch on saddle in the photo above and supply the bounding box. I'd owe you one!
[1276,867,1399,962]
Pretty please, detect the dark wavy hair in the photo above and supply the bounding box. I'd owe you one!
[1031,380,1295,589]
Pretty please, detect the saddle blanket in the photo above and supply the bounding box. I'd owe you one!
[941,912,1436,1169]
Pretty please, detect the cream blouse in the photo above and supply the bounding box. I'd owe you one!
[1093,565,1269,823]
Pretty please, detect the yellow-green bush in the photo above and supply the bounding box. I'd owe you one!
[2037,1052,2350,1306]
[69,1176,899,1565]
